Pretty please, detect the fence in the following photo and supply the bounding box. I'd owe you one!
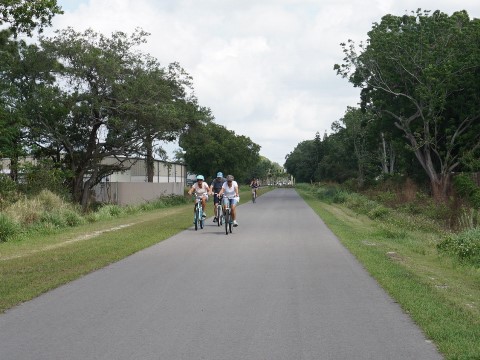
[93,182,185,205]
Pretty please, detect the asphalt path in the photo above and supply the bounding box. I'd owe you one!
[0,188,442,360]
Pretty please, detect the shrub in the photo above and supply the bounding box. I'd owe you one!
[367,205,390,220]
[0,174,20,209]
[19,160,70,198]
[40,211,67,228]
[5,197,43,225]
[36,189,68,212]
[437,227,480,266]
[63,209,86,227]
[96,204,123,219]
[0,213,19,242]
[453,174,480,209]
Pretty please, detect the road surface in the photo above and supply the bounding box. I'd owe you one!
[0,188,441,359]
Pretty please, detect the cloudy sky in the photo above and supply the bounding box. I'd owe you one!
[47,0,480,166]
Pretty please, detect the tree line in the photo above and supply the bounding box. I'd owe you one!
[0,1,279,210]
[285,9,480,200]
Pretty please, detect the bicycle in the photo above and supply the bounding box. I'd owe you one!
[251,187,257,203]
[215,194,224,227]
[222,195,234,235]
[193,193,205,231]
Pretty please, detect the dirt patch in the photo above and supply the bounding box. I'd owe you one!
[1,223,135,261]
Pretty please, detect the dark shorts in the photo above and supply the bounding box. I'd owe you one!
[213,193,221,204]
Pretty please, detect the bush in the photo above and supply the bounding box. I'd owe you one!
[40,211,67,228]
[0,174,20,209]
[63,210,86,227]
[437,227,480,266]
[0,213,19,242]
[19,160,70,198]
[453,174,480,209]
[367,205,390,220]
[96,204,124,219]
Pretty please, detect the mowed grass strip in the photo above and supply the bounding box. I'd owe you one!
[0,203,195,313]
[297,188,480,360]
[0,186,270,313]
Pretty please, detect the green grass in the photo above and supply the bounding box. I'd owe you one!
[0,186,271,313]
[296,186,480,360]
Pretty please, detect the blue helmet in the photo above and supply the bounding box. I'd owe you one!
[216,172,223,178]
[196,175,205,181]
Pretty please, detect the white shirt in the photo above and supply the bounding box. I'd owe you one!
[222,181,238,198]
[192,182,209,195]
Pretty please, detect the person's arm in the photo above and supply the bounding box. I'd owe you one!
[188,184,195,196]
[205,183,212,195]
[235,184,239,198]
[218,184,225,197]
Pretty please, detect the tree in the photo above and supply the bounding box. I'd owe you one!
[335,10,480,200]
[117,60,205,182]
[0,0,62,36]
[0,30,58,181]
[36,28,165,209]
[179,122,260,182]
[284,140,316,183]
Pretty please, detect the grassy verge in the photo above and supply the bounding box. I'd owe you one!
[0,186,270,313]
[296,186,480,360]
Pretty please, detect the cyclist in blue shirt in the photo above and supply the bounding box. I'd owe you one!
[210,171,226,222]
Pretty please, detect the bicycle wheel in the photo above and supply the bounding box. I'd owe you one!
[224,209,229,235]
[229,216,233,233]
[216,205,221,227]
[219,208,224,225]
[194,205,199,231]
[252,191,256,203]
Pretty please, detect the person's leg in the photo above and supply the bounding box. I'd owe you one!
[231,199,238,226]
[213,194,219,219]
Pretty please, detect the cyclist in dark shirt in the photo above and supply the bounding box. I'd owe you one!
[250,178,259,199]
[210,172,226,222]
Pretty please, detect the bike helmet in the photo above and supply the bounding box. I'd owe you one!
[196,175,205,181]
[216,172,223,178]
[226,175,234,181]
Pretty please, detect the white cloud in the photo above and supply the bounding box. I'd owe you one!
[51,0,480,165]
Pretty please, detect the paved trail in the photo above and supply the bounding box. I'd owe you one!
[0,188,442,359]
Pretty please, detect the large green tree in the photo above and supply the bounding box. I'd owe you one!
[35,28,175,209]
[0,31,57,180]
[116,60,206,182]
[0,0,62,35]
[179,122,260,183]
[335,9,480,199]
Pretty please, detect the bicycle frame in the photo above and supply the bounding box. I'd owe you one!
[193,193,205,230]
[222,196,234,235]
[216,194,224,226]
[251,187,257,203]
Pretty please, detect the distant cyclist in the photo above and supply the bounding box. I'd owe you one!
[250,178,259,199]
[188,175,211,219]
[210,171,226,223]
[218,174,240,227]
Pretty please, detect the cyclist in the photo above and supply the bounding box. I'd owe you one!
[218,174,240,227]
[210,171,226,222]
[187,175,211,219]
[250,177,259,199]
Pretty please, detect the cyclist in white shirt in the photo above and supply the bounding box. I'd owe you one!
[218,174,240,227]
[187,175,211,219]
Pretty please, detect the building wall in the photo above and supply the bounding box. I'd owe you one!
[93,182,185,205]
[106,160,186,184]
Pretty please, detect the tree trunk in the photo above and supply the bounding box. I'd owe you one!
[145,135,154,183]
[389,142,395,174]
[380,132,388,174]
